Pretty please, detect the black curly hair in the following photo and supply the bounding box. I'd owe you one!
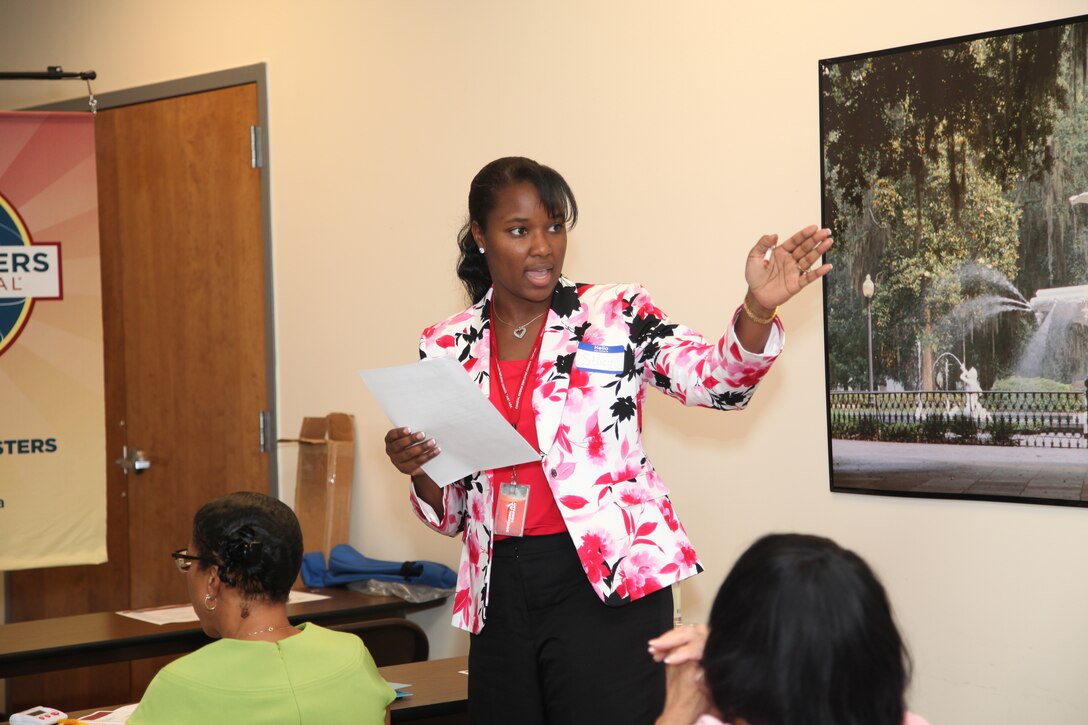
[456,156,578,304]
[191,491,303,604]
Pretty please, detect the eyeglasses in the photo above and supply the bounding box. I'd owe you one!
[171,548,209,573]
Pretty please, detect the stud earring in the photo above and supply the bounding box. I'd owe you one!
[478,247,485,254]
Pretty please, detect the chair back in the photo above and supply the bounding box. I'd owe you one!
[327,617,429,666]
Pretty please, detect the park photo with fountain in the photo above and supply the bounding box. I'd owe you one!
[819,16,1088,504]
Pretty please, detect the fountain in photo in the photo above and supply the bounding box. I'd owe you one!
[914,269,1088,444]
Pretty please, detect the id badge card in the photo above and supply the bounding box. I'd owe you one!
[496,481,531,537]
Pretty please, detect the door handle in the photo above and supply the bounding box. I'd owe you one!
[115,445,152,474]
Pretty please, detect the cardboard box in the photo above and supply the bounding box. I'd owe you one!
[292,413,355,561]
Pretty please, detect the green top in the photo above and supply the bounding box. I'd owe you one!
[128,622,396,724]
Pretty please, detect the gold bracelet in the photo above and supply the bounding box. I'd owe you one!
[742,295,778,325]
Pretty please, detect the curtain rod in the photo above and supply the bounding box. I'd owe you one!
[0,66,96,81]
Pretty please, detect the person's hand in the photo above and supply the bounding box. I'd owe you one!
[651,625,713,724]
[648,624,708,664]
[655,659,712,725]
[745,224,833,310]
[383,427,439,476]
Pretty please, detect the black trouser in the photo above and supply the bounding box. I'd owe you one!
[468,533,673,725]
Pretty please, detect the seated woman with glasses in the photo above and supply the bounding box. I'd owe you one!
[128,491,395,725]
[649,533,929,725]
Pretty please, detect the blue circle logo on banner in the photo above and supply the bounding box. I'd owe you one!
[0,193,34,357]
[0,193,62,358]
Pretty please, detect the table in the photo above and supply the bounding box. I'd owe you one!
[384,656,468,723]
[0,588,445,678]
[5,656,469,725]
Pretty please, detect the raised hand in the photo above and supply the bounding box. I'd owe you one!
[745,225,833,310]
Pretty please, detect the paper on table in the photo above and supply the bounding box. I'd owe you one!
[384,681,413,699]
[73,703,139,722]
[117,590,330,625]
[359,357,539,487]
[116,602,200,625]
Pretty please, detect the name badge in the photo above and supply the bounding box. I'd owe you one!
[575,342,626,375]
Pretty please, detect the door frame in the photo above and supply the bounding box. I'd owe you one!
[29,63,279,494]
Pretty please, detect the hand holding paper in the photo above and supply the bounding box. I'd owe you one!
[360,358,539,486]
[384,427,440,478]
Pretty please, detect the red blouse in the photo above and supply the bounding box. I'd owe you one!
[488,332,566,539]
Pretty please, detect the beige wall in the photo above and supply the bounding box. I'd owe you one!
[2,1,1087,721]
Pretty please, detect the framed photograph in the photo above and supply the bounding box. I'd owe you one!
[819,15,1088,506]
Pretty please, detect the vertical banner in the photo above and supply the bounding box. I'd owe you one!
[0,112,106,569]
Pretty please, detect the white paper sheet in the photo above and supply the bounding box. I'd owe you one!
[117,590,330,625]
[359,357,539,487]
[72,703,139,723]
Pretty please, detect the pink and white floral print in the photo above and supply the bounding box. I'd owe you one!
[409,278,783,633]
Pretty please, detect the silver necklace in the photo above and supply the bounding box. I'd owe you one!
[492,306,547,339]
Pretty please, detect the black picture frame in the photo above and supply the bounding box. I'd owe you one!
[819,15,1088,506]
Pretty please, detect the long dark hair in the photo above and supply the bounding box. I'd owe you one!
[191,491,303,604]
[702,533,910,725]
[456,156,578,304]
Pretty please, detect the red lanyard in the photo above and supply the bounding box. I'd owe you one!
[490,301,547,429]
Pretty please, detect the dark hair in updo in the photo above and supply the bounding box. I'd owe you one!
[702,533,910,725]
[191,491,303,603]
[456,156,578,304]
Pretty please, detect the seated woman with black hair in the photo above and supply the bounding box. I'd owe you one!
[129,491,395,725]
[649,533,929,725]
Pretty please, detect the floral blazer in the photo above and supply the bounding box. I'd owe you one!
[409,277,783,633]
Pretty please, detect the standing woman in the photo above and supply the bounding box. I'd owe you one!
[383,157,831,724]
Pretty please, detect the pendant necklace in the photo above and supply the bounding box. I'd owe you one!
[492,304,547,339]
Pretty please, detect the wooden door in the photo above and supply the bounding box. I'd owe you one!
[6,83,271,713]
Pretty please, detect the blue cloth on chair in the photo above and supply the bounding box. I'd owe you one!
[301,544,457,589]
